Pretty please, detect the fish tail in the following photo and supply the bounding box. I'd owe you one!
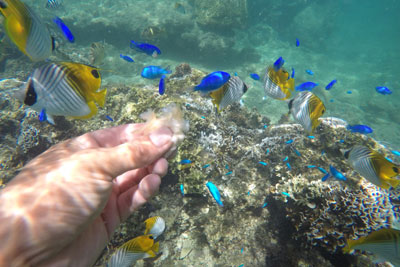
[94,88,107,107]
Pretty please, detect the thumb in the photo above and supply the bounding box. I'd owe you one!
[85,126,173,179]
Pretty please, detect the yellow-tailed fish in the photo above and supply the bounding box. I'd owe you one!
[343,228,400,265]
[144,216,165,239]
[288,91,325,133]
[0,0,54,61]
[15,62,106,124]
[263,65,294,100]
[344,145,400,189]
[107,235,159,267]
[210,76,248,112]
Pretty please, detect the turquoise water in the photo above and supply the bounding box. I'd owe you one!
[1,0,400,266]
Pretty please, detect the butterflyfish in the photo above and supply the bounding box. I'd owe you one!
[288,91,326,133]
[343,228,400,266]
[0,0,54,61]
[263,63,294,100]
[107,235,159,267]
[209,76,248,112]
[344,145,400,190]
[144,216,165,239]
[15,62,107,124]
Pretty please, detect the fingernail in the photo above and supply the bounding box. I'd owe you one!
[150,127,172,147]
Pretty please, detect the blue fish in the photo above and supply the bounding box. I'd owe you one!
[180,159,192,164]
[225,164,229,170]
[305,70,314,76]
[180,184,185,196]
[307,165,316,168]
[141,66,171,79]
[325,80,337,90]
[273,57,284,71]
[283,156,288,162]
[262,202,268,208]
[206,181,223,207]
[250,73,260,80]
[193,71,230,92]
[329,165,347,181]
[291,68,295,79]
[225,171,233,175]
[347,90,352,94]
[286,162,291,170]
[386,157,393,163]
[259,161,267,166]
[376,86,392,95]
[203,164,211,168]
[282,192,290,197]
[296,82,318,91]
[130,40,161,57]
[308,136,315,139]
[391,150,400,157]
[296,38,300,47]
[159,75,166,95]
[53,17,74,43]
[286,139,294,144]
[346,124,373,134]
[321,173,330,182]
[120,54,134,62]
[317,167,328,174]
[105,115,113,121]
[293,149,301,156]
[39,108,47,122]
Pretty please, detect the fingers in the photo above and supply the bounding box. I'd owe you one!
[81,127,173,180]
[118,174,161,221]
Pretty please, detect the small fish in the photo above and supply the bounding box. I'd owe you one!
[347,90,352,94]
[193,71,230,92]
[346,124,373,134]
[174,2,186,14]
[0,0,54,61]
[38,108,47,122]
[241,248,244,253]
[339,139,345,143]
[201,116,206,119]
[210,76,248,112]
[317,167,328,174]
[262,202,268,208]
[141,66,171,79]
[291,68,295,79]
[286,162,291,170]
[107,235,159,267]
[144,216,165,239]
[90,41,105,67]
[325,80,337,90]
[180,184,184,196]
[119,54,134,62]
[14,62,106,122]
[307,165,316,168]
[263,59,294,100]
[46,0,62,9]
[250,73,260,80]
[288,92,326,133]
[202,164,210,168]
[263,125,268,129]
[266,149,270,154]
[329,165,347,181]
[234,72,238,76]
[53,16,74,43]
[344,145,400,189]
[206,181,223,207]
[305,70,314,76]
[179,159,192,164]
[386,157,394,163]
[159,75,166,95]
[282,192,290,197]
[376,86,392,95]
[296,38,300,47]
[286,139,294,144]
[321,173,330,181]
[295,82,318,91]
[392,150,400,157]
[105,115,113,121]
[130,40,161,57]
[225,164,229,169]
[283,156,288,162]
[343,228,400,266]
[330,99,334,102]
[225,171,233,175]
[273,57,285,71]
[293,149,301,156]
[259,161,267,166]
[308,136,315,139]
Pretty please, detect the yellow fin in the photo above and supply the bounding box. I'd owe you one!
[210,86,225,112]
[152,241,159,253]
[94,88,107,107]
[144,217,157,235]
[71,101,98,120]
[5,14,30,57]
[383,177,400,189]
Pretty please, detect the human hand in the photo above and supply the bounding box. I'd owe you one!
[0,123,174,267]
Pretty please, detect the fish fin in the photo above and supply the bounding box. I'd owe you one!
[382,177,400,189]
[94,88,107,107]
[46,114,55,125]
[152,242,159,253]
[210,86,225,112]
[4,14,30,59]
[71,101,98,120]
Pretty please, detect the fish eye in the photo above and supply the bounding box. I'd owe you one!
[91,69,99,78]
[394,167,399,173]
[0,1,7,8]
[321,109,325,115]
[149,235,154,240]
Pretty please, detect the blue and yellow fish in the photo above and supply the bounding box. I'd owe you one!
[15,62,106,124]
[344,145,400,189]
[263,58,294,100]
[0,0,54,61]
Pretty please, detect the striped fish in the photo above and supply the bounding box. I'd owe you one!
[288,91,325,133]
[343,228,400,266]
[344,145,400,189]
[107,235,159,267]
[209,76,248,112]
[0,0,54,61]
[46,0,62,9]
[263,65,294,100]
[15,62,107,123]
[144,216,165,239]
